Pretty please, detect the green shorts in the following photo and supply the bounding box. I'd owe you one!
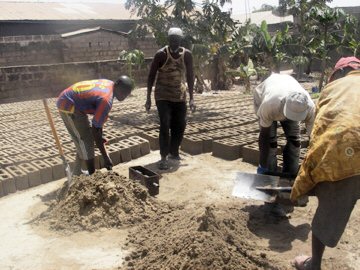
[312,175,360,247]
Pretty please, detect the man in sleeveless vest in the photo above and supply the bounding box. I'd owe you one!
[145,27,195,170]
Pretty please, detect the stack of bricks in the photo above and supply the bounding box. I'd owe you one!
[0,91,311,198]
[0,98,151,198]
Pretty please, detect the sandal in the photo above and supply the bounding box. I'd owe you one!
[293,255,312,270]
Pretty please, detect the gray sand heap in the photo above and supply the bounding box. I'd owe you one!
[37,171,168,232]
[123,205,283,270]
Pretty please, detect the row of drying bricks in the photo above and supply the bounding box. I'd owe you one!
[0,136,151,198]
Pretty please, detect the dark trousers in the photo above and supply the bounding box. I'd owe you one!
[156,100,187,158]
[268,120,300,174]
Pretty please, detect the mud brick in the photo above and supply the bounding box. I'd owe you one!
[19,163,41,187]
[0,155,14,167]
[32,160,53,184]
[128,136,150,156]
[32,149,50,160]
[181,135,203,155]
[140,130,159,150]
[118,143,131,163]
[107,145,121,166]
[184,126,200,135]
[242,144,260,165]
[0,168,16,195]
[0,180,3,197]
[121,139,141,159]
[196,134,213,153]
[103,133,117,144]
[6,165,29,191]
[212,139,241,161]
[45,157,66,180]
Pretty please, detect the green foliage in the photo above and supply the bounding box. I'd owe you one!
[251,20,290,71]
[118,49,145,83]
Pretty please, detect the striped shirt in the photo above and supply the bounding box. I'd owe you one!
[57,79,114,128]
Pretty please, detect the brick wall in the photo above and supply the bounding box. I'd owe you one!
[0,59,152,103]
[0,35,64,66]
[62,31,130,62]
[0,32,159,67]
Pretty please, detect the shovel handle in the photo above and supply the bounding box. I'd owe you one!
[43,99,65,157]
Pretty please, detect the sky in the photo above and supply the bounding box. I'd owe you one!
[0,0,359,14]
[222,0,360,14]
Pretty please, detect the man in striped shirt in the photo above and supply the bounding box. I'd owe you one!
[57,76,133,176]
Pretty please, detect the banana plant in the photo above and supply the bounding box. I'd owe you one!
[252,20,290,73]
[306,6,348,89]
[118,49,145,84]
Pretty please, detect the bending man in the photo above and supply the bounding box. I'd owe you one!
[57,76,133,175]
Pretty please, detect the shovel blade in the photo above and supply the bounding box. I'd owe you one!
[232,172,279,202]
[64,163,72,186]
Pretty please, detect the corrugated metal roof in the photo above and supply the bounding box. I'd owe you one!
[232,10,293,25]
[0,2,139,20]
[61,26,128,37]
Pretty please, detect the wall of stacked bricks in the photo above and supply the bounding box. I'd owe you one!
[0,59,152,101]
[0,32,159,66]
[0,92,310,198]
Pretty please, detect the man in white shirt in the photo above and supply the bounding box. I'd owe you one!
[254,73,315,176]
[254,74,315,216]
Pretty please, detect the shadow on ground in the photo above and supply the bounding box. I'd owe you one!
[243,204,311,252]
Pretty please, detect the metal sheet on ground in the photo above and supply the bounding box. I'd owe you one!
[232,172,279,202]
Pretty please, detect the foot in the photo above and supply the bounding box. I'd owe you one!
[293,255,312,270]
[168,154,181,160]
[158,159,169,170]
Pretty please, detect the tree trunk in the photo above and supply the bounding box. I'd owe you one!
[318,26,328,91]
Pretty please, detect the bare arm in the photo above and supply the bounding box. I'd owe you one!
[147,51,166,99]
[184,50,194,100]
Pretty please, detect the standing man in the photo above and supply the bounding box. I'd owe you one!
[145,27,195,170]
[254,73,315,215]
[292,57,360,270]
[57,76,133,176]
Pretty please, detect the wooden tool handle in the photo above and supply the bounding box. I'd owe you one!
[42,99,65,157]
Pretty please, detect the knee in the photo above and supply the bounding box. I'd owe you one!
[288,137,301,148]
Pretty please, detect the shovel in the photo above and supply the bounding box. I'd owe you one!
[42,99,72,186]
[232,172,280,202]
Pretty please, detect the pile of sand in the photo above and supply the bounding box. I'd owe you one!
[37,171,168,232]
[122,205,283,270]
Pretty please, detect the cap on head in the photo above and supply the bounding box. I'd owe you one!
[283,92,310,122]
[328,56,360,82]
[168,27,183,37]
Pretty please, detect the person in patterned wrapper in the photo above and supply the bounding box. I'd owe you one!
[292,57,360,270]
[145,27,195,170]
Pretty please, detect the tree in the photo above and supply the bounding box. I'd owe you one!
[125,0,237,90]
[251,20,291,73]
[306,5,348,89]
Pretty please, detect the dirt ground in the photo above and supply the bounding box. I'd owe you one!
[0,82,359,270]
[0,150,359,270]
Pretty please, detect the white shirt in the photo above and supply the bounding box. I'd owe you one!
[253,73,315,135]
